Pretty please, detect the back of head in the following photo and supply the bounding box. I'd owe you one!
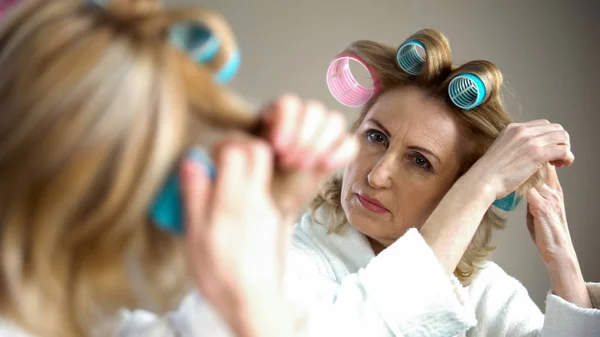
[0,0,254,336]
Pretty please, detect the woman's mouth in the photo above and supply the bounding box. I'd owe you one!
[356,193,389,213]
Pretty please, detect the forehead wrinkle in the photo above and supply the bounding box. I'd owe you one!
[387,119,409,153]
[414,133,443,157]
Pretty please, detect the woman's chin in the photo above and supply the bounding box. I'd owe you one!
[346,207,408,249]
[347,209,384,238]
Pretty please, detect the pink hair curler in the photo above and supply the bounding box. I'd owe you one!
[0,0,21,18]
[326,55,378,107]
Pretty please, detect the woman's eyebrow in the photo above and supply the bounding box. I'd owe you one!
[367,118,391,136]
[408,145,441,164]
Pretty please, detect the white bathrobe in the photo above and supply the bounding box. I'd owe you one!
[286,210,600,337]
[1,210,598,337]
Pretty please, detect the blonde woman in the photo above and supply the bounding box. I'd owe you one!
[0,1,356,337]
[284,30,600,336]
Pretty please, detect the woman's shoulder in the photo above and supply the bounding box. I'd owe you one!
[470,261,528,292]
[289,210,374,280]
[289,212,338,275]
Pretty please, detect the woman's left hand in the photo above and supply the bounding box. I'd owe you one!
[526,163,592,308]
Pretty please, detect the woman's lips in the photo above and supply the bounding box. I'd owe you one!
[356,193,389,213]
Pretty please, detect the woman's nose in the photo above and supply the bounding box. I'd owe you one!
[367,156,394,189]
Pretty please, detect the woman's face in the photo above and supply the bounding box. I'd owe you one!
[341,86,466,250]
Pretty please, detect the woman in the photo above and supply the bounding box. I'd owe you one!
[0,1,355,336]
[286,29,600,336]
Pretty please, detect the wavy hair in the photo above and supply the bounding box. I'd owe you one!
[0,0,257,336]
[310,29,543,285]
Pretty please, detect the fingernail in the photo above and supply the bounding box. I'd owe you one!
[186,147,216,179]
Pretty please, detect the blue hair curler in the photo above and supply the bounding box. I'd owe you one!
[168,22,240,84]
[492,191,521,212]
[448,73,486,110]
[396,40,426,75]
[150,148,216,235]
[215,49,241,84]
[88,0,108,6]
[150,172,185,234]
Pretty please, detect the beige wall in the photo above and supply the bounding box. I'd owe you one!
[172,0,600,309]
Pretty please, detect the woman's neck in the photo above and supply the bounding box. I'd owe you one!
[367,236,387,255]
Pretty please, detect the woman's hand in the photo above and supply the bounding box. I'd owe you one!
[261,94,356,172]
[526,164,591,308]
[182,141,290,337]
[467,119,574,200]
[182,96,356,337]
[421,119,574,275]
[258,94,357,217]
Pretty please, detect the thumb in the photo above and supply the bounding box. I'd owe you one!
[525,188,546,242]
[181,148,215,239]
[526,186,545,218]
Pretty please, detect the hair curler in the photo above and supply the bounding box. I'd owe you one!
[492,191,522,212]
[169,22,240,84]
[326,55,377,107]
[448,73,487,110]
[150,148,216,235]
[396,40,426,75]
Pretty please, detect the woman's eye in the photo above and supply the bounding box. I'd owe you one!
[412,153,432,171]
[365,129,388,146]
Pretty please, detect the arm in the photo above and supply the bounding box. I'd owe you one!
[421,121,574,276]
[464,262,599,337]
[286,227,477,337]
[419,174,496,275]
[524,164,600,335]
[170,96,357,337]
[457,162,600,337]
[112,279,600,337]
[542,283,600,337]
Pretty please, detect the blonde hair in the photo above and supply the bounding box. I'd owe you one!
[0,0,258,336]
[310,29,543,285]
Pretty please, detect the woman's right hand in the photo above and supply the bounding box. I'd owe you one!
[181,140,291,337]
[467,119,574,200]
[420,119,573,275]
[181,96,356,337]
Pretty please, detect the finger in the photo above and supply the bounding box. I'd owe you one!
[535,129,570,147]
[539,145,574,167]
[283,101,325,167]
[527,123,565,137]
[536,183,557,201]
[549,158,574,168]
[533,184,570,235]
[223,133,269,176]
[246,139,274,192]
[263,94,302,151]
[526,186,545,213]
[298,101,326,147]
[324,135,359,170]
[181,148,214,236]
[527,187,544,203]
[544,163,562,191]
[526,202,535,241]
[312,111,347,164]
[212,141,249,210]
[522,119,551,127]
